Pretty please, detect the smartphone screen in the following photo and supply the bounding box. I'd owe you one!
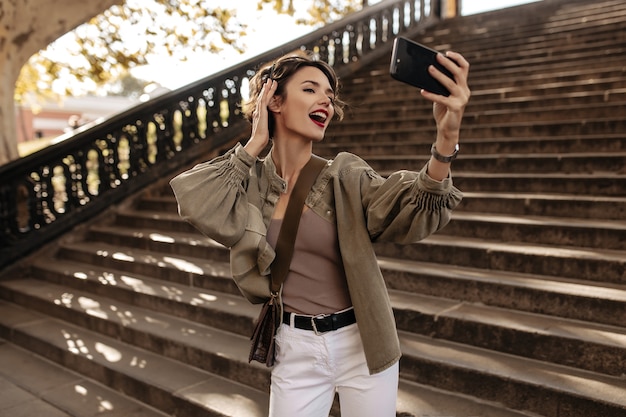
[389,37,454,96]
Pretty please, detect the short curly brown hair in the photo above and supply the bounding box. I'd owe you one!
[241,50,346,138]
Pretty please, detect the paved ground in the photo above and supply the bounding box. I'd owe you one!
[0,374,72,417]
[0,339,167,417]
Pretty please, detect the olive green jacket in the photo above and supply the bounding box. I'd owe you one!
[170,143,463,374]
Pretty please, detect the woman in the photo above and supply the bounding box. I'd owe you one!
[170,49,470,416]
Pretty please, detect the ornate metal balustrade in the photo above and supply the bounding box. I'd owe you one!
[0,0,442,269]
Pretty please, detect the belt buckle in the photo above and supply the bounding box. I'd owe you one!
[311,313,329,336]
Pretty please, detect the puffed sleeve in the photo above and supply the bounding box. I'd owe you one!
[351,157,463,244]
[169,144,257,248]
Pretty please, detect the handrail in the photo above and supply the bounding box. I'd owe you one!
[0,0,441,269]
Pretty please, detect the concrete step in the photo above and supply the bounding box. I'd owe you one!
[374,235,626,285]
[395,379,539,417]
[363,152,626,175]
[34,223,626,328]
[339,95,626,130]
[326,118,626,143]
[0,301,270,417]
[398,332,626,417]
[335,100,626,126]
[454,134,626,154]
[65,218,626,287]
[458,192,626,221]
[28,260,258,337]
[464,100,626,124]
[0,302,541,417]
[0,341,168,417]
[0,279,268,389]
[18,254,626,378]
[444,211,626,250]
[331,110,626,137]
[346,64,626,106]
[379,257,626,328]
[448,172,626,197]
[54,241,239,296]
[142,190,626,222]
[461,66,624,92]
[446,2,625,37]
[317,134,626,157]
[467,89,626,113]
[87,224,229,263]
[111,209,200,235]
[346,53,626,100]
[136,195,179,213]
[3,270,624,416]
[425,6,626,57]
[68,218,626,287]
[389,288,626,377]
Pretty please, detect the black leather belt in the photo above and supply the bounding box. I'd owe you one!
[283,308,356,335]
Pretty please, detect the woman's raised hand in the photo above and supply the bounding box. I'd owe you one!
[421,51,471,144]
[421,51,470,181]
[245,79,278,158]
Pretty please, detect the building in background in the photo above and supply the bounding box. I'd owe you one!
[16,95,138,145]
[14,84,170,156]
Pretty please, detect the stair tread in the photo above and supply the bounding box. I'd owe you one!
[0,301,269,417]
[16,261,626,349]
[364,152,626,159]
[399,332,626,408]
[45,242,626,307]
[0,278,260,364]
[396,379,538,417]
[461,191,626,204]
[58,240,232,278]
[450,211,626,232]
[0,303,538,417]
[30,257,258,322]
[60,229,626,282]
[322,132,626,145]
[385,234,626,263]
[25,252,626,373]
[389,288,626,348]
[109,209,626,254]
[0,342,168,417]
[2,294,624,412]
[379,257,626,302]
[115,209,183,221]
[90,224,223,249]
[6,267,625,378]
[147,190,626,204]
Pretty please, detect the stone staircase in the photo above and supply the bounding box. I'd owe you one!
[1,0,625,416]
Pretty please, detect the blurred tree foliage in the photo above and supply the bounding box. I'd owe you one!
[257,0,361,24]
[15,0,363,105]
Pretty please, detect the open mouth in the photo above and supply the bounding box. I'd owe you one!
[309,111,328,126]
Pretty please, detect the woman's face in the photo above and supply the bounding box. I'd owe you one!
[272,66,336,143]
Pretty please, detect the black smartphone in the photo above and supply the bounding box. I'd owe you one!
[389,36,454,96]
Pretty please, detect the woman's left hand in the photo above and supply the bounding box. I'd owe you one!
[420,51,470,181]
[421,51,471,144]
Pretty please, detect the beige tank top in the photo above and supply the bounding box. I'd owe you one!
[267,208,352,315]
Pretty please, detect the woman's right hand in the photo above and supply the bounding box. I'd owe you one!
[244,79,278,158]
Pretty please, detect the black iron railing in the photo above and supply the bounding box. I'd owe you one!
[0,0,442,269]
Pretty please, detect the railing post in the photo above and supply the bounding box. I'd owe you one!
[431,0,442,19]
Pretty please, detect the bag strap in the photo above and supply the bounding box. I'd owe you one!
[270,155,327,293]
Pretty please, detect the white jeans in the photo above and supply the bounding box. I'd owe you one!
[269,320,399,417]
